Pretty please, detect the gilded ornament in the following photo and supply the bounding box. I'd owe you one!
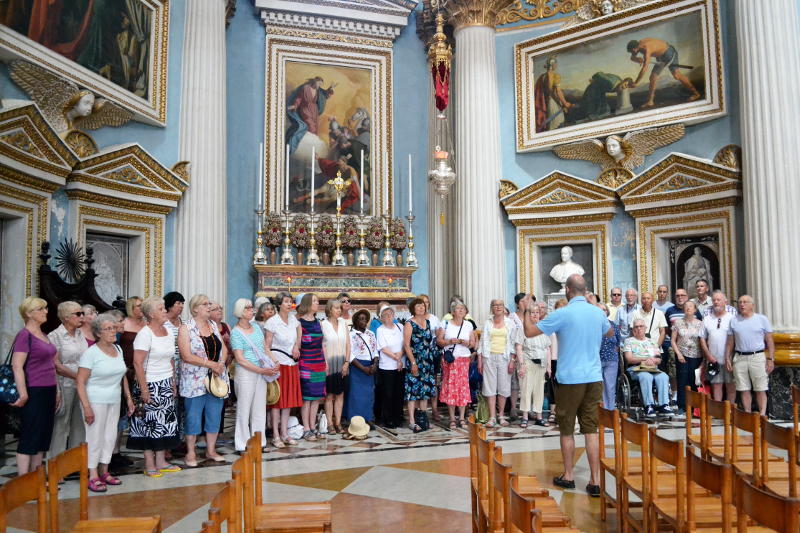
[291,215,311,249]
[171,161,191,183]
[390,218,408,251]
[317,214,336,251]
[597,167,633,188]
[498,179,519,199]
[104,167,152,188]
[561,0,652,28]
[498,0,582,25]
[652,175,706,193]
[444,0,517,29]
[713,144,742,170]
[263,213,284,248]
[63,130,98,158]
[364,217,385,250]
[535,189,584,205]
[0,129,43,157]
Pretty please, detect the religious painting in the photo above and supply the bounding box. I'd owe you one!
[0,0,170,125]
[669,235,720,299]
[514,0,724,151]
[264,34,392,217]
[284,61,373,215]
[86,232,129,305]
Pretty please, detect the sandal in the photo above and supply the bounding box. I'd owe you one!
[458,418,467,429]
[410,424,423,434]
[100,473,122,486]
[520,419,528,429]
[499,416,510,427]
[143,470,163,478]
[272,438,285,449]
[449,421,457,430]
[303,430,317,442]
[534,418,548,427]
[485,418,496,428]
[88,478,107,492]
[158,464,182,473]
[206,454,226,462]
[284,437,298,446]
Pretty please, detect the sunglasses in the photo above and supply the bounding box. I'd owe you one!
[72,311,85,317]
[340,299,350,304]
[611,293,621,297]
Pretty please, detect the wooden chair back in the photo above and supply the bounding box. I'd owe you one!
[734,471,800,532]
[792,384,800,436]
[208,474,241,533]
[469,415,486,480]
[200,520,219,533]
[0,467,47,533]
[507,476,533,533]
[620,416,650,484]
[477,434,496,504]
[491,448,511,532]
[246,433,264,505]
[705,398,732,461]
[598,404,621,522]
[686,388,706,451]
[732,408,762,482]
[598,404,620,468]
[47,442,90,533]
[232,455,251,532]
[649,427,684,526]
[686,447,733,532]
[761,417,798,493]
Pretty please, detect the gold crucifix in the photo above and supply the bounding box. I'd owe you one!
[327,171,347,215]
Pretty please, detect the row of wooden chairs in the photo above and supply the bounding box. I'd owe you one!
[468,416,579,533]
[0,442,161,533]
[200,432,332,533]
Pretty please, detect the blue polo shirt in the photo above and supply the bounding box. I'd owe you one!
[536,296,611,385]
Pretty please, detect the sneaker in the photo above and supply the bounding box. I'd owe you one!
[674,409,686,416]
[645,405,656,417]
[656,404,671,415]
[553,475,575,489]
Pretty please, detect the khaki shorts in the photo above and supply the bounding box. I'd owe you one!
[555,381,603,436]
[733,352,769,392]
[482,352,512,398]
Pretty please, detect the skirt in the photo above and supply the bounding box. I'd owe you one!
[325,372,345,396]
[345,359,375,421]
[440,357,471,407]
[127,378,180,451]
[272,364,302,410]
[17,385,56,455]
[299,358,327,401]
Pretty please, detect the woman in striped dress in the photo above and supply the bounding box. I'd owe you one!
[297,293,327,441]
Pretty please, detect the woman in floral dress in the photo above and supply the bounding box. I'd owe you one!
[403,298,436,432]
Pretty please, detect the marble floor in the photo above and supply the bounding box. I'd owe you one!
[0,413,709,533]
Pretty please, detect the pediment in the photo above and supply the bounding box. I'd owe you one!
[501,171,618,221]
[0,101,77,188]
[68,144,188,208]
[619,153,741,213]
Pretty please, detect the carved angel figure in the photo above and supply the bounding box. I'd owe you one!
[562,0,652,28]
[8,60,133,134]
[553,123,685,171]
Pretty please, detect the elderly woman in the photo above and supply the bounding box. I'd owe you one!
[128,297,181,476]
[347,308,379,424]
[265,291,303,446]
[76,313,134,492]
[120,296,145,371]
[420,294,443,421]
[479,299,516,428]
[48,301,89,458]
[296,293,326,440]
[177,294,230,466]
[599,303,622,410]
[403,297,436,432]
[10,297,58,475]
[374,305,404,429]
[336,292,353,327]
[623,318,670,417]
[230,298,279,451]
[80,304,98,346]
[514,305,551,428]
[672,300,707,414]
[437,300,475,429]
[255,301,276,331]
[322,299,350,434]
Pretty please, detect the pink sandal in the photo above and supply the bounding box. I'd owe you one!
[101,472,122,486]
[88,478,107,493]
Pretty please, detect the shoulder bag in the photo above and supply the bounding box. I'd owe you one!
[0,331,31,404]
[236,327,281,405]
[442,321,464,365]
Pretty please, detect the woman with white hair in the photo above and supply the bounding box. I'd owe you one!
[128,297,181,476]
[230,298,279,451]
[375,306,403,428]
[437,300,475,429]
[48,300,89,457]
[479,299,516,428]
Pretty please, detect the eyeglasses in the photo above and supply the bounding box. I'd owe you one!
[72,311,85,317]
[244,305,254,309]
[100,326,117,332]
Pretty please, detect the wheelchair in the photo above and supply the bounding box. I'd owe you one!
[615,355,674,422]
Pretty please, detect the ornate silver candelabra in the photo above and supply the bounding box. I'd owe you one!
[279,209,295,265]
[253,209,268,265]
[381,213,396,267]
[306,213,320,266]
[405,213,418,268]
[356,214,370,266]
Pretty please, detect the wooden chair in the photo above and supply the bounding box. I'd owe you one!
[619,416,650,533]
[735,471,800,532]
[598,404,621,527]
[686,388,706,452]
[792,384,800,437]
[685,446,735,531]
[199,520,218,533]
[47,443,162,533]
[704,398,733,462]
[530,509,581,533]
[731,408,764,482]
[471,415,487,533]
[206,477,240,533]
[506,480,576,533]
[245,434,332,533]
[760,417,799,497]
[647,428,686,533]
[0,466,47,533]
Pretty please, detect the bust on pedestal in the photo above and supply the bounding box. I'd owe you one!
[549,246,586,293]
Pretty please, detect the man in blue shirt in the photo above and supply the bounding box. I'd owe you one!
[522,274,612,497]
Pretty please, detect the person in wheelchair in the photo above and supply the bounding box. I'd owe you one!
[623,318,670,417]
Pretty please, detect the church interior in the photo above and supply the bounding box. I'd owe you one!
[1,0,800,531]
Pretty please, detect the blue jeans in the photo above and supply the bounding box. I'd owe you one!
[184,394,224,436]
[601,359,618,410]
[676,356,704,410]
[628,369,669,407]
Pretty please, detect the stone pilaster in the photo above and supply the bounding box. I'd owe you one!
[174,0,228,303]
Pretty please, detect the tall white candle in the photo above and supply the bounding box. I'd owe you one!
[310,146,315,213]
[408,153,412,215]
[359,150,364,214]
[258,142,264,210]
[285,144,290,211]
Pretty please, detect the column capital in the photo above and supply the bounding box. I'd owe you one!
[443,0,516,30]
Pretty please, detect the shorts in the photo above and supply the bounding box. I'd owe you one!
[652,45,679,75]
[325,373,345,396]
[482,352,512,398]
[710,360,735,384]
[184,394,224,436]
[733,352,769,392]
[555,381,602,436]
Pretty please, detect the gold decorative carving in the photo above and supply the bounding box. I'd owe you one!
[265,26,394,48]
[713,144,742,170]
[652,175,706,193]
[65,189,173,215]
[498,179,519,199]
[626,197,737,218]
[597,167,633,188]
[63,130,98,158]
[171,161,191,183]
[561,0,652,28]
[510,212,615,226]
[0,129,43,157]
[535,189,583,205]
[0,182,49,295]
[498,0,582,25]
[0,162,62,193]
[104,167,152,188]
[73,145,189,193]
[444,0,517,29]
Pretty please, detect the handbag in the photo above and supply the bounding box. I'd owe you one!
[131,344,151,418]
[0,331,32,404]
[267,380,281,405]
[414,409,429,431]
[442,321,464,365]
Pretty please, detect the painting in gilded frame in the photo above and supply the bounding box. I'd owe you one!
[515,0,724,152]
[0,0,169,125]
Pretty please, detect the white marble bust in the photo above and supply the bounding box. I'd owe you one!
[549,246,586,292]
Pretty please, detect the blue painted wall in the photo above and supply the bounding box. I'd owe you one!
[494,0,741,299]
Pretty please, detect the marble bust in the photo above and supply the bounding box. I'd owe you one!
[64,91,95,127]
[549,246,586,292]
[605,136,627,163]
[600,0,615,15]
[683,246,713,294]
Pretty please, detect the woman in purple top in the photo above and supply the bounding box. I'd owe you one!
[10,297,59,474]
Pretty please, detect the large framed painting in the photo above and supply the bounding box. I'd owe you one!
[0,0,170,126]
[514,0,724,152]
[264,30,392,216]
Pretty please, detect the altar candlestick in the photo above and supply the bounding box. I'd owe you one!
[359,150,364,214]
[310,146,315,213]
[285,144,290,210]
[257,142,264,210]
[408,154,412,214]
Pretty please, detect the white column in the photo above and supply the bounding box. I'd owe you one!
[736,0,800,331]
[175,0,228,304]
[451,24,506,323]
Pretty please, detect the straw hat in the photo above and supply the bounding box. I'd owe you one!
[204,374,229,398]
[347,416,370,438]
[266,381,281,405]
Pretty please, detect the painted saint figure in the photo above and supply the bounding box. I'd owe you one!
[683,247,713,295]
[535,57,573,132]
[627,38,702,109]
[286,76,337,154]
[579,72,634,120]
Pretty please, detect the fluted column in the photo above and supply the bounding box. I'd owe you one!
[446,0,513,323]
[736,0,800,332]
[175,0,228,304]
